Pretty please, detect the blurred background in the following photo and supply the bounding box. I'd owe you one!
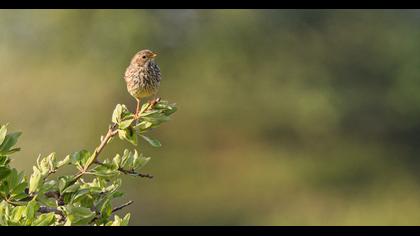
[1,9,420,225]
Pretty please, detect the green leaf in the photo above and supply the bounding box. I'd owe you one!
[3,148,20,155]
[58,176,73,194]
[11,206,26,222]
[57,155,70,168]
[11,182,27,198]
[134,121,153,133]
[37,154,50,176]
[12,193,28,201]
[47,153,56,171]
[86,186,103,194]
[153,100,169,108]
[0,201,10,225]
[120,150,130,168]
[140,135,161,147]
[110,213,130,226]
[0,125,7,146]
[64,206,96,225]
[5,168,20,190]
[0,155,10,166]
[133,152,151,170]
[83,153,97,170]
[112,104,123,124]
[62,182,80,194]
[24,200,39,219]
[113,153,122,168]
[29,166,41,194]
[91,167,119,178]
[71,189,91,203]
[111,215,122,226]
[100,199,112,220]
[102,179,122,194]
[111,191,124,198]
[58,178,66,193]
[139,102,150,115]
[64,219,72,226]
[0,166,11,179]
[153,101,177,116]
[40,180,57,193]
[139,110,160,117]
[118,118,134,130]
[67,206,95,218]
[112,104,133,126]
[142,113,171,124]
[31,213,55,226]
[0,182,9,198]
[122,213,130,226]
[0,200,11,216]
[118,127,137,146]
[0,132,21,155]
[70,150,91,167]
[163,105,177,116]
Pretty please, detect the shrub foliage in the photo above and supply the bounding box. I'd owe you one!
[0,100,176,226]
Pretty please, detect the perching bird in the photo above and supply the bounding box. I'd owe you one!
[124,49,161,117]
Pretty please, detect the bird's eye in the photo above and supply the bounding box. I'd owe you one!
[142,56,146,59]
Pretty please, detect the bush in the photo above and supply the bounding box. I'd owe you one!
[0,100,176,226]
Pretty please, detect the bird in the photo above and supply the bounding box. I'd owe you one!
[124,49,162,117]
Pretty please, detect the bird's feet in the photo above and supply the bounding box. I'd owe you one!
[133,98,160,120]
[134,98,141,120]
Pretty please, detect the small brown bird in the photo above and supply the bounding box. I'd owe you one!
[124,49,161,116]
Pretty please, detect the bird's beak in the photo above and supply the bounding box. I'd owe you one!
[151,53,158,58]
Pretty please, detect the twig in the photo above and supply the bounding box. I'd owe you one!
[117,168,154,179]
[112,200,134,213]
[74,100,159,224]
[44,191,60,199]
[39,206,64,216]
[38,206,66,222]
[19,189,60,202]
[71,124,118,183]
[83,99,159,175]
[91,125,119,166]
[94,161,153,179]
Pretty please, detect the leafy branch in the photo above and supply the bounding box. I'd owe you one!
[0,99,177,226]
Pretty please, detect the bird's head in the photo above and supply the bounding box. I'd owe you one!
[131,49,158,66]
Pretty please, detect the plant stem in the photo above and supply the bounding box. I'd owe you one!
[38,205,66,222]
[73,101,159,181]
[71,124,118,183]
[117,167,154,178]
[91,125,119,167]
[94,161,153,179]
[112,200,134,213]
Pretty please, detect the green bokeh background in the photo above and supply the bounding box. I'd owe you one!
[2,9,420,225]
